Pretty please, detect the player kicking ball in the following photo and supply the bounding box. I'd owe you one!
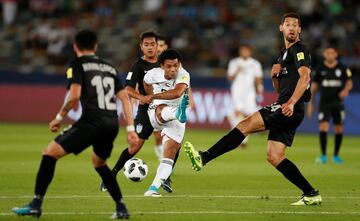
[184,12,322,206]
[142,49,190,197]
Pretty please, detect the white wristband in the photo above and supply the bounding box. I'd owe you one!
[55,114,63,121]
[126,125,135,132]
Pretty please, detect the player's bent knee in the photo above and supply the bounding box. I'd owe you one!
[91,152,106,167]
[42,141,66,159]
[266,152,283,167]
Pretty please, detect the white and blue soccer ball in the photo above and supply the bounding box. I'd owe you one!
[123,158,148,182]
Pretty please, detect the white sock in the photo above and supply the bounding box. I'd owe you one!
[161,106,176,121]
[151,158,174,189]
[154,144,163,161]
[242,135,249,144]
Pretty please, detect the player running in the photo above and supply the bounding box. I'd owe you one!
[184,12,322,206]
[12,30,138,219]
[142,49,189,197]
[307,46,353,164]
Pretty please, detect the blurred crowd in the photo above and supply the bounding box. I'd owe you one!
[0,0,359,77]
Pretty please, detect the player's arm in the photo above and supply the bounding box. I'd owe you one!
[271,64,281,93]
[339,79,353,98]
[282,66,311,117]
[188,87,195,109]
[116,88,138,147]
[152,83,188,100]
[125,86,152,104]
[306,82,318,118]
[49,83,81,132]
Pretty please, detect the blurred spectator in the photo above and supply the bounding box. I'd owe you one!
[2,0,17,27]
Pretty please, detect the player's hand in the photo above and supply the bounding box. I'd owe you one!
[306,103,313,119]
[127,131,139,148]
[140,95,153,104]
[271,64,282,78]
[281,99,295,117]
[49,119,61,132]
[338,90,349,99]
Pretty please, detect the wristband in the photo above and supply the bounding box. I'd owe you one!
[126,125,135,132]
[55,113,63,121]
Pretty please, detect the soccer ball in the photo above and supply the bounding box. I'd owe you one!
[123,158,148,182]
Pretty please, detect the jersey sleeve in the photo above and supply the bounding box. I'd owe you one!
[175,68,190,87]
[115,72,124,93]
[66,61,83,87]
[254,61,263,78]
[312,67,321,84]
[125,61,140,88]
[227,59,237,77]
[292,44,311,69]
[143,70,153,85]
[344,67,352,80]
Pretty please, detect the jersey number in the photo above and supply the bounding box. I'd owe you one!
[91,76,116,110]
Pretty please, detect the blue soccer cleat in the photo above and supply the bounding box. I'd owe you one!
[12,204,42,217]
[144,185,162,197]
[333,155,343,164]
[176,93,189,123]
[315,155,327,164]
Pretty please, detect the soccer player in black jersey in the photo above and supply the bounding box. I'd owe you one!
[12,30,138,219]
[184,12,322,205]
[307,46,353,164]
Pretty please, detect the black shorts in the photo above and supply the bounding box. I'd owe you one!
[134,105,154,140]
[318,103,345,125]
[55,116,119,160]
[259,102,304,147]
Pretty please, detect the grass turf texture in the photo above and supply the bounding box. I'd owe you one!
[0,123,360,221]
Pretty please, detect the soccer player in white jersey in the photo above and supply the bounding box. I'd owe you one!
[142,49,190,197]
[227,44,263,147]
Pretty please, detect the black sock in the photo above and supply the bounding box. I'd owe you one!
[200,128,245,165]
[334,133,343,156]
[96,165,122,203]
[319,131,327,155]
[112,148,134,175]
[276,159,314,195]
[34,155,57,206]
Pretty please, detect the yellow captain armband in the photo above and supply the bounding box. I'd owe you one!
[346,68,352,77]
[66,68,73,79]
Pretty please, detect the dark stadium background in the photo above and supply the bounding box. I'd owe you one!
[0,0,359,134]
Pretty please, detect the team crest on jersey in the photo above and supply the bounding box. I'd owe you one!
[296,52,305,61]
[321,71,326,76]
[136,123,143,133]
[335,69,341,77]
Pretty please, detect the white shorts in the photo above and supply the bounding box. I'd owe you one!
[231,90,258,116]
[148,108,185,144]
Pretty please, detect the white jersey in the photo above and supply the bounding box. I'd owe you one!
[227,57,263,114]
[144,66,190,109]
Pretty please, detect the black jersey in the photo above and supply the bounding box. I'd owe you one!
[276,41,312,104]
[125,57,159,97]
[66,55,123,118]
[313,62,352,105]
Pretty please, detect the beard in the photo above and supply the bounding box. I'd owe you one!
[285,33,297,43]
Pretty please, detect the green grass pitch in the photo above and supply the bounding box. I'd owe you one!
[0,123,360,221]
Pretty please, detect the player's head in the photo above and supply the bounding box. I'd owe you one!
[157,34,168,55]
[279,12,301,43]
[159,49,181,79]
[323,45,338,62]
[239,44,252,59]
[140,31,158,59]
[74,30,98,54]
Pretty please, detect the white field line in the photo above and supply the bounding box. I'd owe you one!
[1,211,360,216]
[1,194,360,199]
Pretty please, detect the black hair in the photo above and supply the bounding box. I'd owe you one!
[324,45,338,51]
[158,49,181,64]
[157,34,167,42]
[75,30,97,50]
[281,12,301,26]
[140,31,158,43]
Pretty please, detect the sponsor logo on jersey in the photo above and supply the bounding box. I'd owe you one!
[335,69,341,77]
[322,79,342,87]
[126,72,133,80]
[296,52,305,61]
[66,68,73,79]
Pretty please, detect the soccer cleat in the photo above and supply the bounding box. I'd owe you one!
[315,155,327,164]
[111,201,130,219]
[161,178,173,193]
[176,93,189,123]
[144,185,162,197]
[183,141,203,171]
[100,181,108,192]
[12,204,42,217]
[291,190,322,206]
[333,155,343,164]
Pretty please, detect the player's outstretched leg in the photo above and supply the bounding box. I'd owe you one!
[176,93,189,123]
[291,190,322,206]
